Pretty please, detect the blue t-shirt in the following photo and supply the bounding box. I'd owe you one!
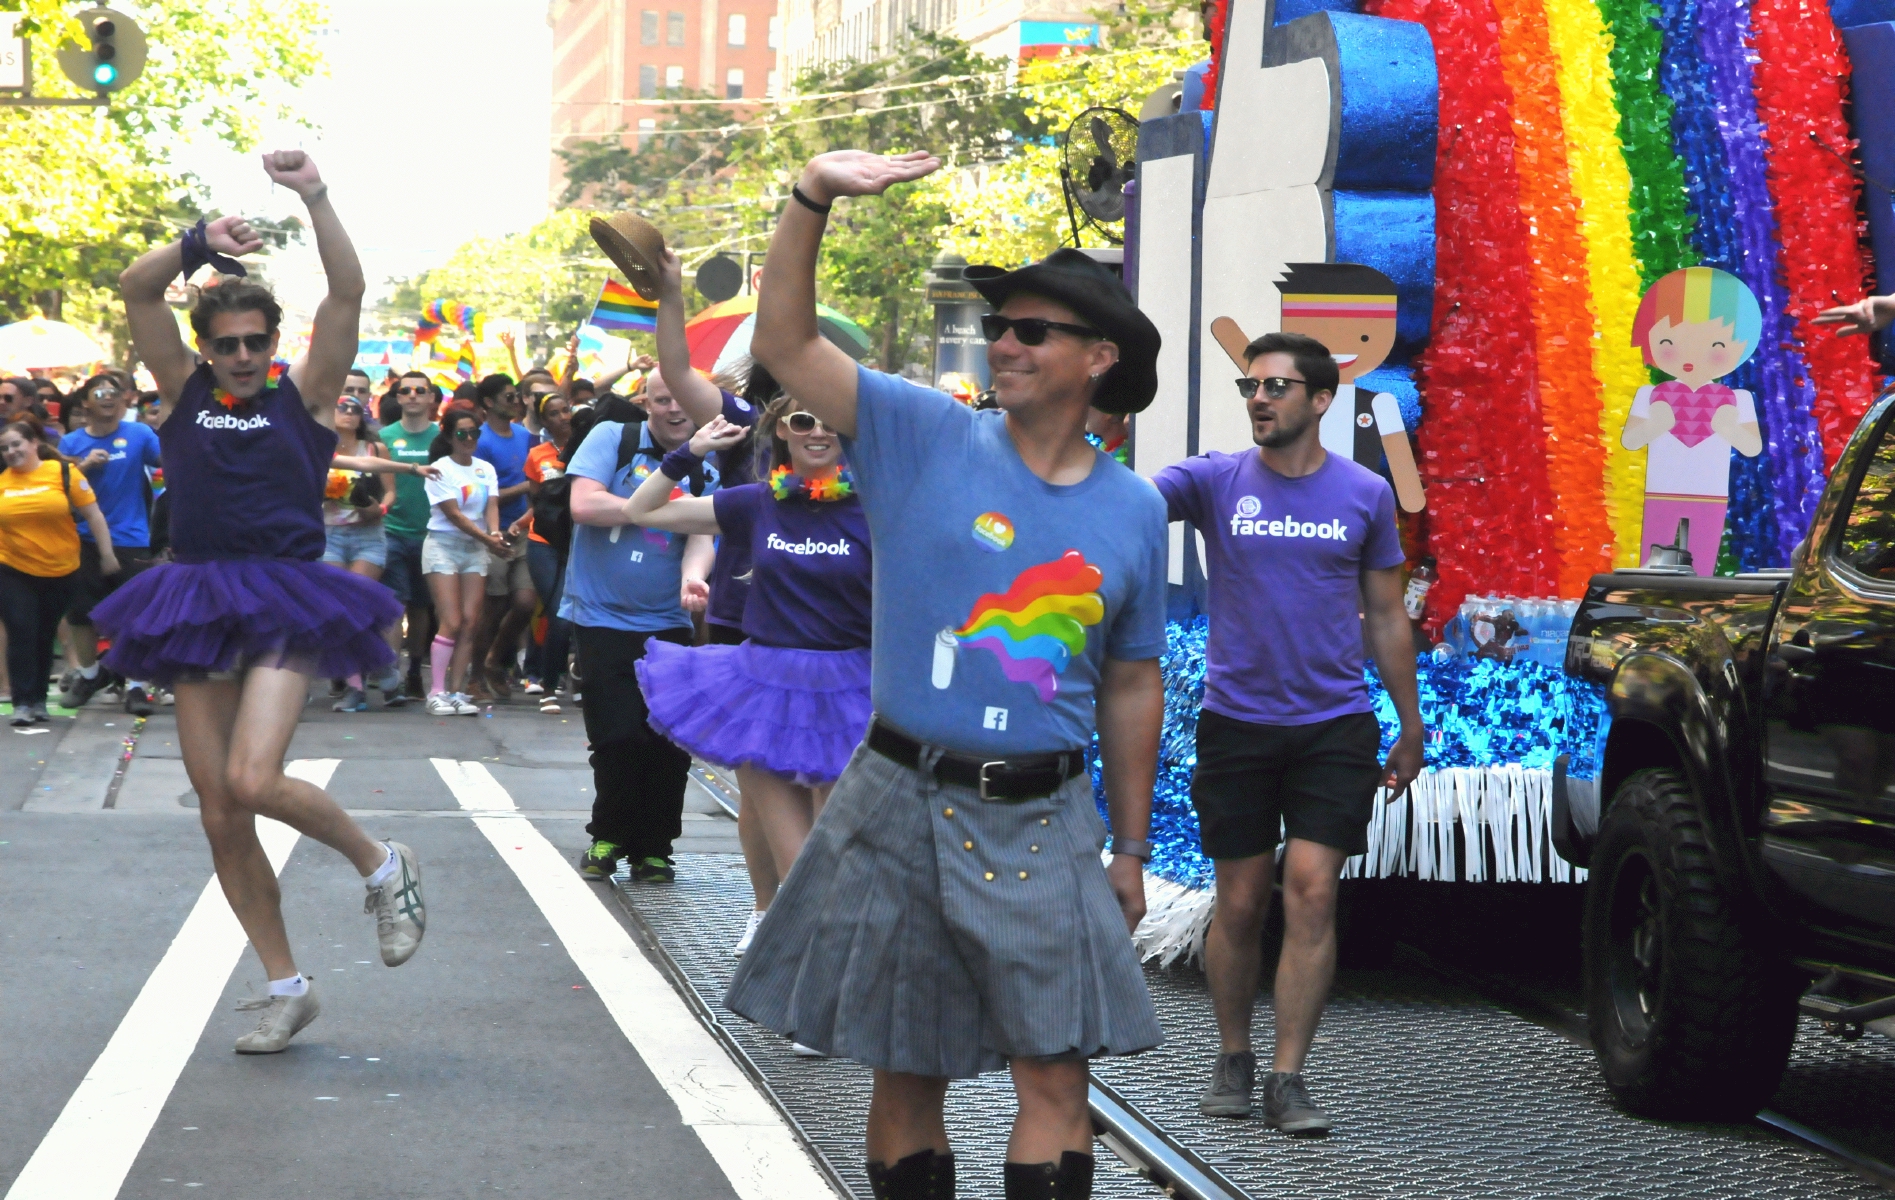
[59,420,161,547]
[845,366,1168,754]
[559,420,718,633]
[1155,450,1404,725]
[477,420,532,525]
[713,483,871,650]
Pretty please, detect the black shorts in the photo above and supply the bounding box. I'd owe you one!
[1189,708,1384,859]
[66,541,154,625]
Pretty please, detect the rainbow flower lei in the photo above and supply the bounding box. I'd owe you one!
[768,464,854,502]
[210,361,288,410]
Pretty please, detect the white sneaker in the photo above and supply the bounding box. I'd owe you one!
[792,1041,828,1058]
[540,697,562,714]
[234,982,321,1053]
[364,841,426,966]
[732,908,766,957]
[523,680,544,696]
[451,692,480,716]
[426,691,459,716]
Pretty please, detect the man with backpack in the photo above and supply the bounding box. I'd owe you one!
[377,370,440,701]
[563,375,715,883]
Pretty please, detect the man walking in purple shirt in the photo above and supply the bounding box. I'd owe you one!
[1153,330,1424,1134]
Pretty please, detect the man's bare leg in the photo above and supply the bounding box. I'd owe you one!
[1272,838,1345,1074]
[1204,853,1276,1053]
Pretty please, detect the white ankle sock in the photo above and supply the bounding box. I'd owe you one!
[78,662,100,680]
[268,974,308,997]
[366,842,398,888]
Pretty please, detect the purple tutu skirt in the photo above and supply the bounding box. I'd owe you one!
[636,639,871,786]
[91,558,401,686]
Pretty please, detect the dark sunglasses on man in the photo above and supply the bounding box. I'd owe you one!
[396,385,429,396]
[1236,376,1307,401]
[979,314,1103,346]
[207,333,273,356]
[783,411,832,435]
[89,386,120,403]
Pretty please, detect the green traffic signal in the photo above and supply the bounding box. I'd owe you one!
[92,61,116,87]
[55,8,146,94]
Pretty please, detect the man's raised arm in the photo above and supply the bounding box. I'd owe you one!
[120,219,263,408]
[750,150,939,439]
[269,152,365,426]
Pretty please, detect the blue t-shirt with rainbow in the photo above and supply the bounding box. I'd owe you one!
[844,366,1168,755]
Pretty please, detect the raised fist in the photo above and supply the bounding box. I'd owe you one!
[261,150,326,199]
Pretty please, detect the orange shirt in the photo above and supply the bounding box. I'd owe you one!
[0,459,96,577]
[523,441,566,545]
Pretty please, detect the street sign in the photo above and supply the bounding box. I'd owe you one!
[0,17,26,91]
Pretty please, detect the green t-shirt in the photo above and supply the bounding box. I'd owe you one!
[379,421,440,539]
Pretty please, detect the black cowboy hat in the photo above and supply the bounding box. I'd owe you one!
[962,248,1160,415]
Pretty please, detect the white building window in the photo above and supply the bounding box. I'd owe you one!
[637,117,657,148]
[766,68,780,97]
[728,13,746,45]
[664,64,684,93]
[726,67,744,98]
[768,14,780,49]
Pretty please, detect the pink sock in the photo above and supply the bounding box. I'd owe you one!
[346,673,363,689]
[431,636,454,695]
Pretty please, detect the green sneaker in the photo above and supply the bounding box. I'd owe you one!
[577,839,624,882]
[630,855,675,883]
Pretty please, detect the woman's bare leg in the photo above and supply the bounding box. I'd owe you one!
[735,766,818,883]
[737,787,780,909]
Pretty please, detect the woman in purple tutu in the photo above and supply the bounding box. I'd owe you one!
[100,151,432,1055]
[625,400,872,902]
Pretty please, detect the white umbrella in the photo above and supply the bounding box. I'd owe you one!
[0,318,107,369]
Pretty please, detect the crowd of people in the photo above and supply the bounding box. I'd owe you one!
[48,143,1451,1200]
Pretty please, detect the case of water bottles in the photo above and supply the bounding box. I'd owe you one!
[1435,595,1581,666]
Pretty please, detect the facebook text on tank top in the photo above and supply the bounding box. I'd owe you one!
[161,365,334,562]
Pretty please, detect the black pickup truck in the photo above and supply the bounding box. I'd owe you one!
[1555,393,1895,1120]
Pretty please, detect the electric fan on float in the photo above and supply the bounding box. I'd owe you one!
[1057,106,1139,246]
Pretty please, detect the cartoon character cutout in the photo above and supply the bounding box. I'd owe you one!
[1621,267,1764,575]
[1206,263,1425,512]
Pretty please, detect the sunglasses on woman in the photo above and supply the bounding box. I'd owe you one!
[979,315,1103,346]
[1235,376,1307,401]
[451,427,480,440]
[783,411,832,435]
[207,333,273,356]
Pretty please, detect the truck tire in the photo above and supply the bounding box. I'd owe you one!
[1582,767,1796,1120]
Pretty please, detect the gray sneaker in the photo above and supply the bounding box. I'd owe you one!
[234,982,321,1053]
[1263,1071,1333,1135]
[1199,1050,1256,1117]
[364,841,426,965]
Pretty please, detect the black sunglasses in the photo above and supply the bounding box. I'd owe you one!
[1236,376,1307,401]
[979,315,1103,346]
[397,385,429,395]
[207,333,273,356]
[783,411,831,434]
[451,427,480,440]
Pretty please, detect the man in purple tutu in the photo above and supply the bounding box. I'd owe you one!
[727,149,1167,1200]
[103,151,432,1054]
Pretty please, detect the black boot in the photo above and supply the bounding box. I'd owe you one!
[867,1148,955,1199]
[1002,1152,1093,1199]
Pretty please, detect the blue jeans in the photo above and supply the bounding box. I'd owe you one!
[525,539,570,691]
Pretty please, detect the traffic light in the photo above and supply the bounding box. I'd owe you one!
[56,7,145,93]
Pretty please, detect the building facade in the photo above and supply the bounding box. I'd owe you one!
[777,0,1100,78]
[548,0,783,199]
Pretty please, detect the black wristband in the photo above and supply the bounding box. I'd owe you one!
[179,218,248,282]
[660,444,704,480]
[791,185,832,216]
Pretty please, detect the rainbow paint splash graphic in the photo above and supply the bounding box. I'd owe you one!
[932,550,1103,703]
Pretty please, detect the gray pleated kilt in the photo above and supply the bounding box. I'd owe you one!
[724,739,1163,1079]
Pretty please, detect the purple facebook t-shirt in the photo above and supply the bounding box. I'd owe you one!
[1154,450,1404,726]
[712,483,871,650]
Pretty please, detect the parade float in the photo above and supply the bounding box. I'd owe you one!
[1113,0,1893,960]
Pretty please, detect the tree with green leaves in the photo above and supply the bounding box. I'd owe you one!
[0,1,325,358]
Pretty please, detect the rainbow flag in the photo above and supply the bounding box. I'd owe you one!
[589,278,657,333]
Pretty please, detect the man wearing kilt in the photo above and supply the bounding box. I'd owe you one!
[725,149,1168,1200]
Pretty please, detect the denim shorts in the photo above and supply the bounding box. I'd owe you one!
[382,531,427,606]
[322,521,388,569]
[422,530,490,576]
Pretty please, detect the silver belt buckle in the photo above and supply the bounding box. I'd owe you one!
[977,761,1006,801]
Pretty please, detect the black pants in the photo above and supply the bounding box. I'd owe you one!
[0,566,76,707]
[575,623,693,860]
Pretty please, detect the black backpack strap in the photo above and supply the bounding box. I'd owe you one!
[61,459,74,512]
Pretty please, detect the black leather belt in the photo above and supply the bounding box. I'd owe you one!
[867,718,1087,802]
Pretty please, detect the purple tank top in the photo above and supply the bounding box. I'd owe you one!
[162,364,336,562]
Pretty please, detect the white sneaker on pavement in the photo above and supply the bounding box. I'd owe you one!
[451,692,480,716]
[792,1041,828,1058]
[364,841,426,966]
[426,691,459,716]
[523,680,544,696]
[732,908,766,957]
[234,982,321,1053]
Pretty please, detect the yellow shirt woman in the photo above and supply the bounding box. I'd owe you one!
[0,458,97,577]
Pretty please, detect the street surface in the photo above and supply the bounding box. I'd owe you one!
[0,689,831,1200]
